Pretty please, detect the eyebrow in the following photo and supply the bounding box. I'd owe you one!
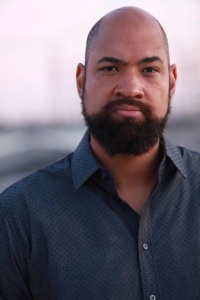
[138,56,163,65]
[97,56,163,65]
[97,57,126,65]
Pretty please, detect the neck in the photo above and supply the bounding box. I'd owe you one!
[90,135,163,215]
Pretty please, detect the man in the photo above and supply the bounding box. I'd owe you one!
[0,6,200,300]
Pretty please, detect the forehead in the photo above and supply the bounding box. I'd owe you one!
[89,12,167,64]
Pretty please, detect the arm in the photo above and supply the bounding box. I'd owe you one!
[0,196,32,300]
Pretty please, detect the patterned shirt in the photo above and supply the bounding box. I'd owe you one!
[0,130,200,300]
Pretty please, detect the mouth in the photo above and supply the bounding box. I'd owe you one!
[112,104,143,118]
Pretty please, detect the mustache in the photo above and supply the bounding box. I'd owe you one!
[101,98,152,114]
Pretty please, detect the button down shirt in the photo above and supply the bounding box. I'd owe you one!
[0,130,200,300]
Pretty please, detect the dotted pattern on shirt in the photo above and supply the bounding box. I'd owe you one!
[1,132,200,299]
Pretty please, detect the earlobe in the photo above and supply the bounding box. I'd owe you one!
[76,63,85,98]
[169,64,177,100]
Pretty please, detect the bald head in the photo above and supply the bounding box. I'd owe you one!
[85,6,169,66]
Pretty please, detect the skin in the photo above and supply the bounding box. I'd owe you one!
[76,7,177,215]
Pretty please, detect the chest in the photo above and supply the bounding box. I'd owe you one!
[29,177,200,299]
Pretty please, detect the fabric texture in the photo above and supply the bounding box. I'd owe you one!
[0,130,200,300]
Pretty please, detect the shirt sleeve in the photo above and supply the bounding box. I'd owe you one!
[0,198,32,300]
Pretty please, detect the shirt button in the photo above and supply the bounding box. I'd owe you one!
[143,243,149,250]
[150,295,156,300]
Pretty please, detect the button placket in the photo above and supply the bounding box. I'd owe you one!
[139,204,160,300]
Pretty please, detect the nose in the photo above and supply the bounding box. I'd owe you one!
[113,72,144,99]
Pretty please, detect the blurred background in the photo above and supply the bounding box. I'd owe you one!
[0,0,200,191]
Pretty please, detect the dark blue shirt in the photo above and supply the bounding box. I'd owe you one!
[0,131,200,300]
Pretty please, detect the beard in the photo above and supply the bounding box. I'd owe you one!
[82,96,171,156]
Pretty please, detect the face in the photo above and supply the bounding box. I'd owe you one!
[76,12,177,155]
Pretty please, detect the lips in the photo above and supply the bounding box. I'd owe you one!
[112,104,143,117]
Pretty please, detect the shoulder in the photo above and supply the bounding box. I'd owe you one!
[174,145,200,182]
[0,155,73,212]
[178,146,200,165]
[163,137,200,174]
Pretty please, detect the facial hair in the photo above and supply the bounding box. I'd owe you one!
[82,96,171,157]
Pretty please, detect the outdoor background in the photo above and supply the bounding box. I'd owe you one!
[0,0,200,191]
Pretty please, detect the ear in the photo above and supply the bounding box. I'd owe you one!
[169,64,177,100]
[76,63,85,98]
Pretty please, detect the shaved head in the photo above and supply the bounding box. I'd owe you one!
[85,7,169,67]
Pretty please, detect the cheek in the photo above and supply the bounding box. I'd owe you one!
[88,78,108,94]
[157,78,170,102]
[149,84,170,117]
[84,79,112,113]
[83,83,103,114]
[157,93,170,117]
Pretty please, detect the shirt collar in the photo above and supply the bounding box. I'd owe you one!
[71,130,101,189]
[161,136,187,178]
[71,131,187,189]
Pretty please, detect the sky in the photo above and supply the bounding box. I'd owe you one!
[0,0,200,126]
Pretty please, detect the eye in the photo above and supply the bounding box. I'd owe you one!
[101,66,118,72]
[143,67,157,73]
